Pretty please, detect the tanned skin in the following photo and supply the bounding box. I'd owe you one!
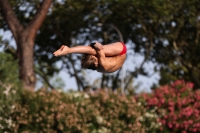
[53,42,126,73]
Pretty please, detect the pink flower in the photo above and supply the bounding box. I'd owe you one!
[161,98,165,104]
[175,123,179,128]
[186,82,194,89]
[168,101,174,106]
[171,80,184,88]
[168,106,174,112]
[161,119,166,125]
[139,80,199,132]
[167,122,173,128]
[188,120,193,124]
[163,115,168,119]
[192,128,197,132]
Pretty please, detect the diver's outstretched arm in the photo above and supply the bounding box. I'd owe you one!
[53,42,124,57]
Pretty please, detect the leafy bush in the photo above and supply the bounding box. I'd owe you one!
[138,80,200,133]
[5,59,194,133]
[0,52,20,84]
[6,89,146,133]
[0,52,22,132]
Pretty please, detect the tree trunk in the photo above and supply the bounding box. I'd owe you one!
[0,0,52,90]
[17,32,36,90]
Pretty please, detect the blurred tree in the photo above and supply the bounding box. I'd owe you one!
[124,0,200,89]
[151,0,200,89]
[35,0,98,91]
[1,0,199,91]
[93,0,200,89]
[0,0,52,90]
[35,0,145,91]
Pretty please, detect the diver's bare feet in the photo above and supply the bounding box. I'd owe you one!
[53,45,69,56]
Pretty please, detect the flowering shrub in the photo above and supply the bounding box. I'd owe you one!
[136,92,161,133]
[138,105,162,133]
[5,89,145,133]
[3,79,197,132]
[0,53,21,132]
[0,81,20,132]
[138,80,200,133]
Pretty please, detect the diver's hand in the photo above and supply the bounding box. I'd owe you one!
[94,42,103,51]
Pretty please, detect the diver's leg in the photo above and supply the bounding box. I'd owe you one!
[101,42,125,56]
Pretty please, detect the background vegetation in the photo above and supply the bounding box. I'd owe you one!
[0,0,200,132]
[0,80,199,132]
[1,0,199,91]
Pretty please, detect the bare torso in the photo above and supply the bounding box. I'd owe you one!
[97,54,126,73]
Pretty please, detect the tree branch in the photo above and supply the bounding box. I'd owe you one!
[69,55,80,91]
[110,24,124,42]
[124,26,154,89]
[26,0,52,40]
[35,67,54,89]
[112,69,121,91]
[67,55,85,91]
[0,0,24,40]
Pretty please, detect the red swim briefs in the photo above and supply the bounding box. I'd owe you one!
[119,42,127,55]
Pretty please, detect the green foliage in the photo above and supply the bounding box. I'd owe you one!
[1,0,200,90]
[0,52,20,84]
[2,79,200,133]
[3,89,151,132]
[0,52,22,132]
[98,0,200,88]
[35,0,200,89]
[34,0,100,90]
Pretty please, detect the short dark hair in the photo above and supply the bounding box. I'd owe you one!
[81,54,97,70]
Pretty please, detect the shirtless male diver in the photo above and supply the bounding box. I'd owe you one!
[53,42,126,73]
